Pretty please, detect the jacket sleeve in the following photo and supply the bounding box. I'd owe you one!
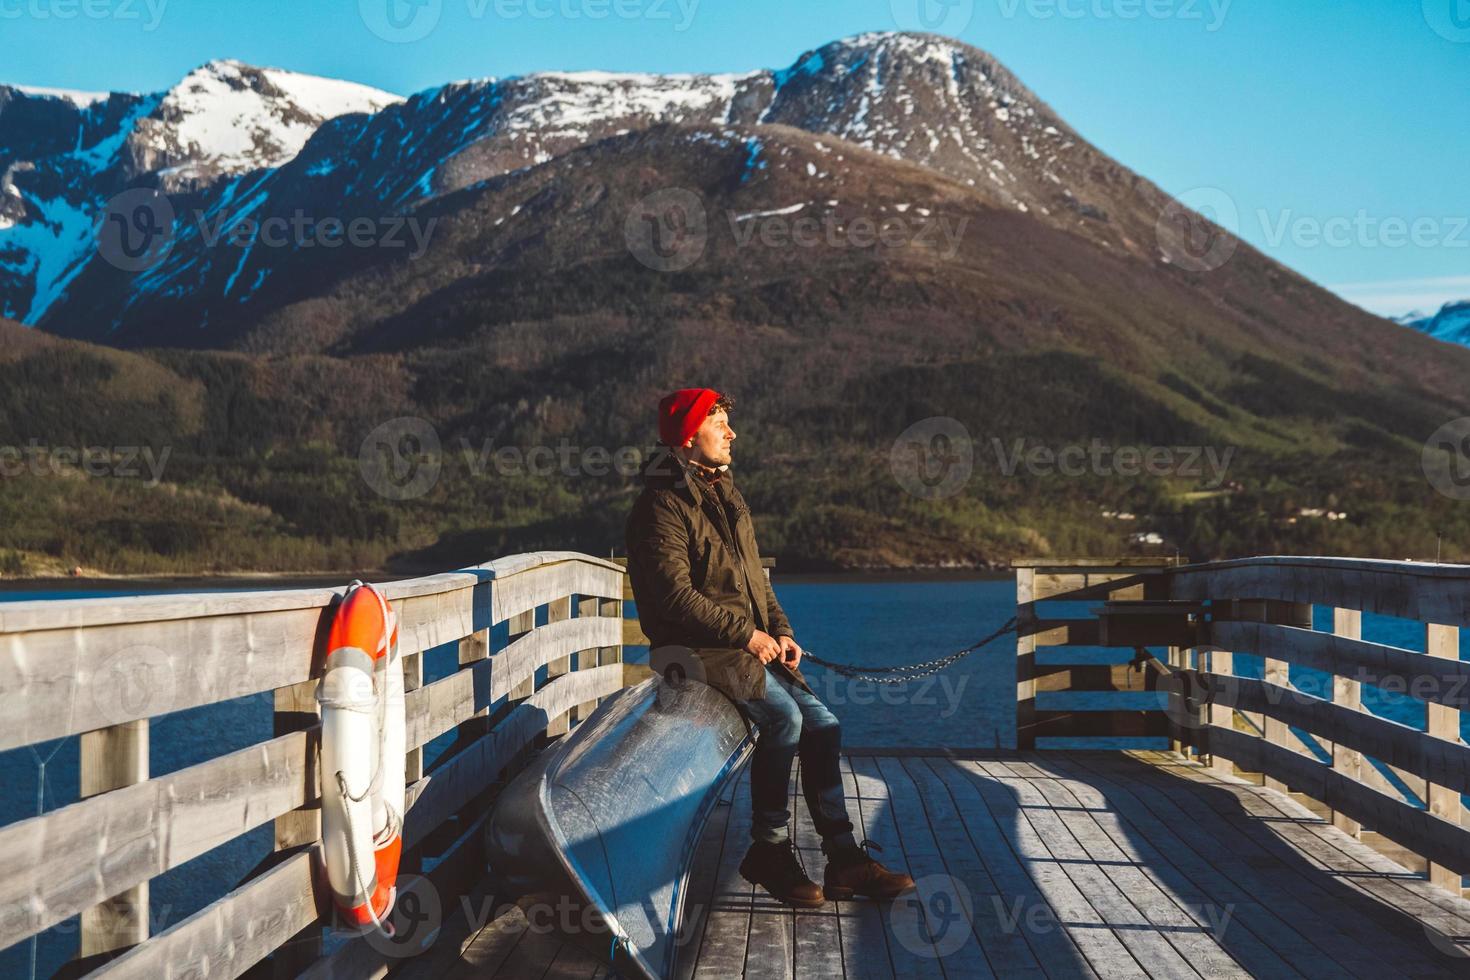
[762,573,793,639]
[630,495,756,649]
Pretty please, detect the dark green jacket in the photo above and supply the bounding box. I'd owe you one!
[625,447,805,701]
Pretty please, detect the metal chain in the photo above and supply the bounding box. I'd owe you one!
[800,616,1019,683]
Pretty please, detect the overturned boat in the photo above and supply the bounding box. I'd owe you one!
[485,673,753,979]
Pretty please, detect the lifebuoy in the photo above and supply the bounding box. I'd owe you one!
[318,581,406,932]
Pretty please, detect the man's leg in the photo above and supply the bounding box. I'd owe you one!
[766,670,856,852]
[736,672,824,907]
[769,670,917,901]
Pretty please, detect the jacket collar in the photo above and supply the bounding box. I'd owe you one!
[640,446,734,508]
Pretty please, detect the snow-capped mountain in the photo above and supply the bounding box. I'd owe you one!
[0,61,398,321]
[1397,300,1470,348]
[0,33,1179,337]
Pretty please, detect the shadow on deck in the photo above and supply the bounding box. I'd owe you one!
[411,751,1470,979]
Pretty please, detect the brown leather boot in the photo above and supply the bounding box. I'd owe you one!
[739,839,825,908]
[823,839,916,901]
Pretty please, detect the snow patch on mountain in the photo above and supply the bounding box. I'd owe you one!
[9,85,112,106]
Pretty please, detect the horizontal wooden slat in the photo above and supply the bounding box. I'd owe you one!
[0,729,315,950]
[402,665,625,848]
[1035,691,1169,712]
[1033,571,1160,601]
[90,848,319,980]
[1170,557,1470,628]
[1209,621,1470,709]
[1204,726,1470,874]
[1026,618,1100,647]
[0,555,622,750]
[402,616,620,750]
[1195,671,1470,795]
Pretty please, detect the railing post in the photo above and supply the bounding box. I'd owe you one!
[575,596,601,721]
[403,650,424,785]
[1206,647,1233,776]
[1427,622,1462,894]
[1331,608,1363,837]
[78,720,149,959]
[271,678,323,977]
[545,595,573,737]
[458,624,492,741]
[1015,566,1037,750]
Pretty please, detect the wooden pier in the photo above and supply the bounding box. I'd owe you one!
[3,553,1470,977]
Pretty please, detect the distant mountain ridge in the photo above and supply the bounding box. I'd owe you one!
[1395,300,1470,348]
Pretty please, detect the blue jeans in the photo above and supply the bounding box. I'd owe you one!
[738,666,855,850]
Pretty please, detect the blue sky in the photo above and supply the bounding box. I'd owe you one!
[4,0,1466,316]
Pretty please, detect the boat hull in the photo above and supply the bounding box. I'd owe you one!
[485,676,753,978]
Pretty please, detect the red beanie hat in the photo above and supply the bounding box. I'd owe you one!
[658,388,723,448]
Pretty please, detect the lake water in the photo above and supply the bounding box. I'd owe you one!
[1,576,1464,977]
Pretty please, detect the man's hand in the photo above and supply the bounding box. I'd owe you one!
[778,634,802,668]
[744,628,783,665]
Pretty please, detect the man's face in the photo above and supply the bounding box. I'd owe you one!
[685,409,735,466]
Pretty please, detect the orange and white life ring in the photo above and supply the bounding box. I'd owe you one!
[318,580,406,932]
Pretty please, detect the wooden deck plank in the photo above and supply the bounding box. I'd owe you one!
[838,757,898,980]
[848,755,946,979]
[1016,754,1259,979]
[692,772,758,979]
[1011,756,1252,979]
[1072,752,1457,978]
[971,759,1204,980]
[896,756,1049,978]
[443,904,532,980]
[1038,754,1316,980]
[792,759,846,980]
[673,774,738,980]
[943,759,1149,978]
[1163,756,1470,958]
[742,766,797,980]
[874,755,997,979]
[918,757,1099,979]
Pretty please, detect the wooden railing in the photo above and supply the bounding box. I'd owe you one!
[0,551,624,978]
[1017,555,1470,894]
